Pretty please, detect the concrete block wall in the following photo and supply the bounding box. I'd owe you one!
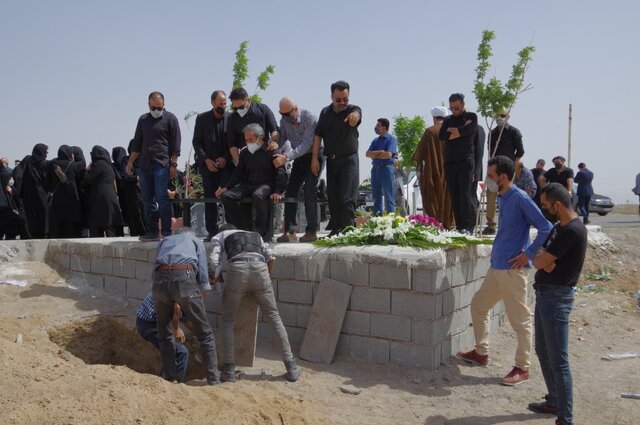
[33,238,536,370]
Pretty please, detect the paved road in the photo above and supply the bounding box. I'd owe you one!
[587,213,640,229]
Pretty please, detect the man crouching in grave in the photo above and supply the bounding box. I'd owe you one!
[209,223,302,382]
[151,226,221,385]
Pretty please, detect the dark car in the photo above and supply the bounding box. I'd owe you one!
[357,189,373,211]
[589,193,614,216]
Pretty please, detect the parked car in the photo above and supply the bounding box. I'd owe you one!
[589,193,614,216]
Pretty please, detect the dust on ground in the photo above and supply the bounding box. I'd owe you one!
[1,218,640,425]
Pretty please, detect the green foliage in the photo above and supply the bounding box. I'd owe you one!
[231,40,275,104]
[392,114,426,169]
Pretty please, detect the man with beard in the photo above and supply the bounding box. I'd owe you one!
[311,80,362,235]
[14,143,49,238]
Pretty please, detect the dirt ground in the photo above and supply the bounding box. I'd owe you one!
[1,218,639,425]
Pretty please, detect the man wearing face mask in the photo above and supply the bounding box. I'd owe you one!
[126,91,181,241]
[215,124,288,241]
[457,155,552,387]
[528,183,587,425]
[366,118,397,215]
[311,80,362,235]
[483,108,525,236]
[192,90,231,241]
[273,97,322,243]
[226,87,280,167]
[539,156,574,195]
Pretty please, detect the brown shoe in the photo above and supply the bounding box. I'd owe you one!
[501,367,529,386]
[299,231,317,243]
[276,232,297,242]
[456,349,489,366]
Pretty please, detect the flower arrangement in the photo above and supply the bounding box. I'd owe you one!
[313,214,492,248]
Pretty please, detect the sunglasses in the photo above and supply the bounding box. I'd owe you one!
[149,106,164,111]
[232,103,247,111]
[280,108,296,117]
[334,97,349,104]
[498,114,507,118]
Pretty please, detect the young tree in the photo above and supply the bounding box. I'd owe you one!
[232,40,275,104]
[473,30,535,158]
[392,114,426,169]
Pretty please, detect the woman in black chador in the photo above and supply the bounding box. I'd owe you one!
[14,143,49,238]
[0,164,29,239]
[47,145,85,238]
[82,145,123,237]
[112,146,146,236]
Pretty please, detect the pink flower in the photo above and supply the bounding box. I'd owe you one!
[408,214,444,230]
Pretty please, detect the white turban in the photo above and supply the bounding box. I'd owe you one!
[431,106,449,118]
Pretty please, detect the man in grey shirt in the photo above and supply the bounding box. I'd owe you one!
[274,97,323,243]
[152,227,220,385]
[209,224,302,382]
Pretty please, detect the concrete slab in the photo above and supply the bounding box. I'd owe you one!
[299,277,352,364]
[233,297,259,367]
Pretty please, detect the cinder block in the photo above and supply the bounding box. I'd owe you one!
[390,342,441,370]
[113,258,137,279]
[135,261,154,281]
[104,276,127,297]
[56,252,70,270]
[459,281,477,308]
[341,311,370,336]
[448,262,468,287]
[450,306,472,335]
[370,313,411,341]
[370,263,411,289]
[468,256,490,281]
[350,335,389,363]
[126,279,151,300]
[391,291,439,320]
[457,327,475,350]
[335,333,350,356]
[294,259,327,282]
[492,300,506,316]
[440,335,458,361]
[126,246,150,261]
[67,272,104,291]
[69,254,91,273]
[412,317,448,346]
[91,257,113,275]
[441,287,461,316]
[330,260,369,286]
[296,305,311,328]
[413,267,450,294]
[147,248,158,263]
[350,287,390,313]
[277,279,313,304]
[271,257,295,279]
[284,326,305,349]
[276,302,297,327]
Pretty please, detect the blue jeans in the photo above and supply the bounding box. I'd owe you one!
[371,164,395,214]
[139,164,172,237]
[136,317,189,382]
[534,284,575,425]
[152,268,219,383]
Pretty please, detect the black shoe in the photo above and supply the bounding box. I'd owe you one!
[481,226,496,236]
[139,232,161,242]
[207,379,221,386]
[583,219,590,225]
[284,359,302,382]
[527,401,557,415]
[221,363,236,383]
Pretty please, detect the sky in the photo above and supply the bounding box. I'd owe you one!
[1,0,638,203]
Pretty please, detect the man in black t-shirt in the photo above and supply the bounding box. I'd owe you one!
[538,156,574,193]
[528,183,587,425]
[311,80,362,235]
[530,159,546,208]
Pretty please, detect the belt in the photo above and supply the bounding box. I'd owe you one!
[229,257,263,263]
[372,163,393,168]
[327,152,356,160]
[533,283,572,291]
[158,264,193,270]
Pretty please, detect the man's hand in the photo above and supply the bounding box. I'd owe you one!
[311,157,320,176]
[266,141,279,151]
[270,192,283,202]
[125,162,133,176]
[215,187,227,198]
[508,250,529,269]
[167,189,176,200]
[543,262,556,273]
[344,112,360,127]
[215,157,227,169]
[447,127,461,140]
[174,327,186,344]
[273,153,288,168]
[169,166,177,179]
[205,158,219,173]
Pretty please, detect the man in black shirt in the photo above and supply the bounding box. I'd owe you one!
[226,87,280,165]
[215,124,287,241]
[531,159,546,208]
[528,183,587,425]
[192,90,231,241]
[483,108,525,235]
[311,80,362,235]
[539,156,574,193]
[126,91,181,241]
[439,93,478,233]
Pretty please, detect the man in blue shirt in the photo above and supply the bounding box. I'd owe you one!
[366,118,397,215]
[152,227,220,385]
[574,162,594,224]
[457,155,552,386]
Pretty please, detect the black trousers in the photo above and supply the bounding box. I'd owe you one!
[220,183,274,240]
[326,153,359,234]
[121,180,147,237]
[0,210,29,239]
[201,168,224,237]
[284,153,323,233]
[444,158,477,233]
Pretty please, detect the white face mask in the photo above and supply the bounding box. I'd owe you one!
[246,142,260,154]
[150,109,164,119]
[496,117,507,127]
[236,107,248,118]
[485,177,499,192]
[8,178,14,186]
